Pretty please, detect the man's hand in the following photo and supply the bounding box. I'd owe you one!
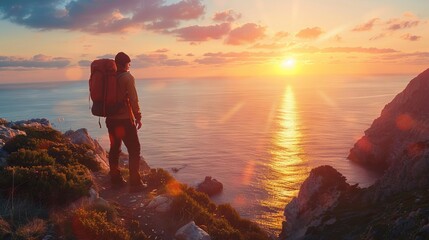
[135,119,142,130]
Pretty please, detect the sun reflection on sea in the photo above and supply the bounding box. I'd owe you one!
[257,85,309,232]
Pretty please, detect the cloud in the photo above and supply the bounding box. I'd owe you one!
[97,54,116,59]
[173,23,231,41]
[78,60,92,67]
[154,48,169,53]
[370,33,386,41]
[225,23,266,45]
[274,31,289,39]
[296,27,323,39]
[321,47,398,54]
[401,33,422,41]
[352,18,379,32]
[133,53,188,67]
[289,46,398,54]
[0,54,70,68]
[0,0,205,33]
[251,43,288,49]
[386,12,420,31]
[212,10,241,22]
[195,57,229,65]
[195,51,277,65]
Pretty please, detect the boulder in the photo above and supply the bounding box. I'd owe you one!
[196,176,223,196]
[280,165,353,240]
[348,68,429,171]
[0,125,26,149]
[146,195,173,213]
[175,221,211,240]
[0,118,7,126]
[64,128,108,170]
[119,152,151,173]
[7,118,51,128]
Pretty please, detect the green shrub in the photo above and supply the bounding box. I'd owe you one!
[0,165,92,205]
[67,143,101,171]
[143,168,174,190]
[16,126,65,143]
[7,149,55,167]
[184,187,216,213]
[47,143,101,171]
[207,219,242,240]
[217,204,267,239]
[3,135,41,153]
[72,208,130,240]
[47,143,75,166]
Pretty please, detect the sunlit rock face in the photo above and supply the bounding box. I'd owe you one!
[65,128,109,170]
[348,68,429,171]
[279,165,352,240]
[366,141,429,202]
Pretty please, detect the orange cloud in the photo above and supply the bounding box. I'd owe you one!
[274,31,289,39]
[173,23,231,41]
[401,33,422,41]
[212,10,241,22]
[352,18,380,32]
[386,12,420,31]
[295,27,323,39]
[225,23,266,45]
[0,54,70,69]
[289,46,398,54]
[251,43,289,49]
[195,51,277,65]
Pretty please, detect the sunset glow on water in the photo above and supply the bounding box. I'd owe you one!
[0,75,411,233]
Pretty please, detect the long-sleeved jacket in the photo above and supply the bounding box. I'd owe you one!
[107,71,142,121]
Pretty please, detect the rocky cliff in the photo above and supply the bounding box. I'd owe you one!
[280,68,429,240]
[348,68,429,171]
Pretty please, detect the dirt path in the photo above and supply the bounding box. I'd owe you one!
[92,172,175,240]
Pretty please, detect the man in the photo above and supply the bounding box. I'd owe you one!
[106,52,145,191]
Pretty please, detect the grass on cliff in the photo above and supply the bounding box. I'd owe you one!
[0,125,98,239]
[142,168,269,240]
[0,125,269,240]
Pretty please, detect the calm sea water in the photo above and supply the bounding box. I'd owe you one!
[0,75,411,234]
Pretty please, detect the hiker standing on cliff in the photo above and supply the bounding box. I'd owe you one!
[106,52,145,191]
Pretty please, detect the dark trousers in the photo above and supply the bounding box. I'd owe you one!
[106,118,141,184]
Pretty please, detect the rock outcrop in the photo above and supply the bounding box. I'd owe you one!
[7,118,51,128]
[175,221,211,240]
[280,166,356,240]
[348,68,429,171]
[64,128,109,170]
[281,69,429,239]
[196,176,223,196]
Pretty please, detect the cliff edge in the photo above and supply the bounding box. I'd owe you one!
[348,68,429,171]
[280,69,429,240]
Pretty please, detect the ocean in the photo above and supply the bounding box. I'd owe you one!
[0,74,411,234]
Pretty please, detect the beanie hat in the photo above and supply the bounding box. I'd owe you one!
[115,52,131,66]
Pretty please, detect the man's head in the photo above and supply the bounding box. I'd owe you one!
[115,52,131,71]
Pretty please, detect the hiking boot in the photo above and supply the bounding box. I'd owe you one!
[129,180,148,193]
[111,175,127,188]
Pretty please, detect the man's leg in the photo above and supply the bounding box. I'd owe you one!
[122,121,142,186]
[106,119,126,184]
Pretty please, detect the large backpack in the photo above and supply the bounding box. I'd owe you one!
[89,59,121,117]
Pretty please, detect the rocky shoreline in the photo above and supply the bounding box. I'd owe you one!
[280,68,429,239]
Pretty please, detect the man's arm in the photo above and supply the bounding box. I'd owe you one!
[127,74,142,129]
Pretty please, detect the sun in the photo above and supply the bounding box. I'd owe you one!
[281,58,296,69]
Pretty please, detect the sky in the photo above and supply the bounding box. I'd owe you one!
[0,0,428,83]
